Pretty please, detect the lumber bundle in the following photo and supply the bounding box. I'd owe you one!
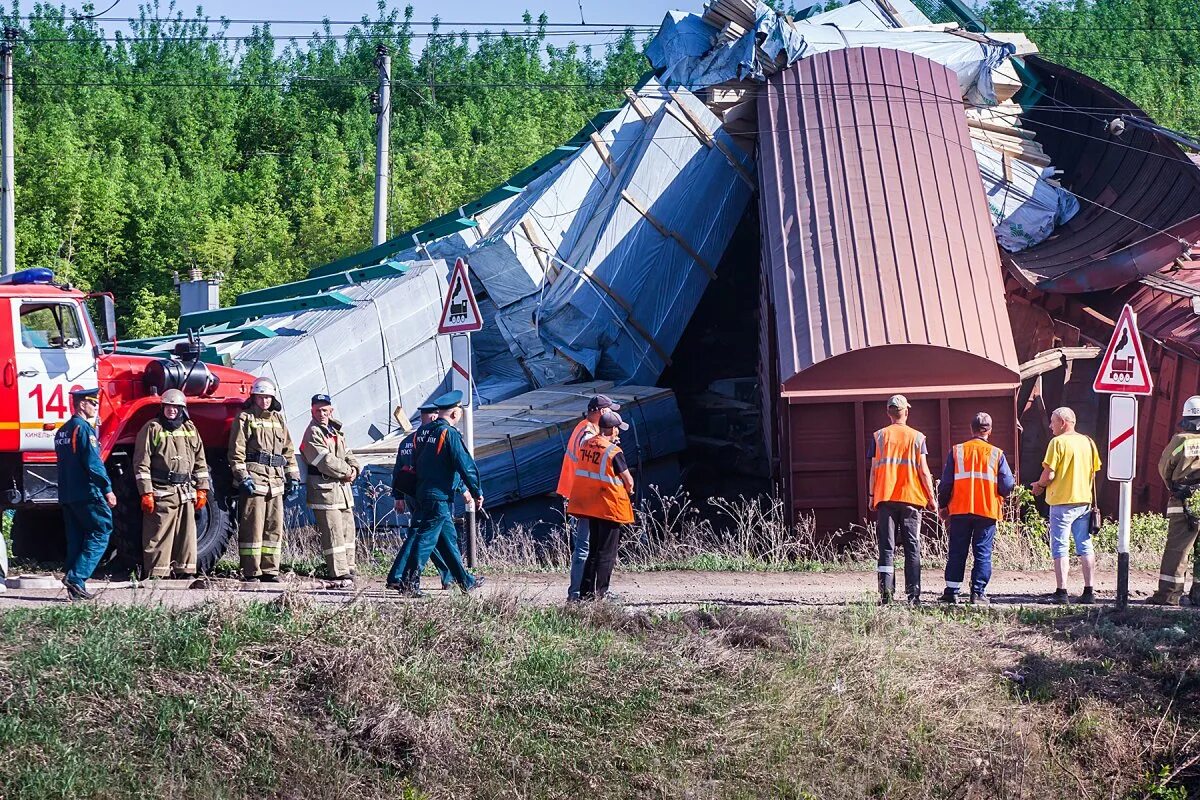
[702,0,757,32]
[966,101,1053,171]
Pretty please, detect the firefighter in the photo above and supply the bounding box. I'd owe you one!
[567,410,635,601]
[54,387,117,601]
[868,395,937,605]
[133,389,210,580]
[229,377,300,582]
[556,395,617,601]
[300,394,360,584]
[390,390,484,596]
[386,401,453,591]
[1147,396,1200,605]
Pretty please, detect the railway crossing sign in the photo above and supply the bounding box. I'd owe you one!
[437,258,483,334]
[1093,304,1153,395]
[1106,393,1137,482]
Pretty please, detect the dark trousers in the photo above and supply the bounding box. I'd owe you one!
[401,500,474,589]
[944,514,996,597]
[579,517,621,599]
[876,501,922,598]
[63,499,113,588]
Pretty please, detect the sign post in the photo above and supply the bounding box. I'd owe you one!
[1093,304,1153,610]
[437,258,484,567]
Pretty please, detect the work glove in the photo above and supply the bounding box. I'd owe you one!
[195,489,208,511]
[285,478,300,500]
[241,478,257,496]
[140,493,155,515]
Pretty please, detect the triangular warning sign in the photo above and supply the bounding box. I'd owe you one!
[1093,304,1153,395]
[437,258,483,334]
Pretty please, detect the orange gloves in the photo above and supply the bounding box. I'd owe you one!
[140,494,155,514]
[195,489,208,510]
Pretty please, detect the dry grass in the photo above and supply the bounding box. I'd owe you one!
[1,597,1197,799]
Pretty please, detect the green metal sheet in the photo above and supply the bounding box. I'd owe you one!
[178,291,354,332]
[237,263,409,306]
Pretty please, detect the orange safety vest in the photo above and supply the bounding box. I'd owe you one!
[947,438,1004,520]
[566,435,634,524]
[556,418,597,499]
[870,423,929,507]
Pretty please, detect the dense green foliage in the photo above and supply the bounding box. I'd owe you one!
[982,0,1200,136]
[0,3,646,336]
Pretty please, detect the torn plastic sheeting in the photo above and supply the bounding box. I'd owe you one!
[804,0,933,30]
[648,3,1013,104]
[219,262,453,448]
[534,94,754,385]
[972,141,1079,252]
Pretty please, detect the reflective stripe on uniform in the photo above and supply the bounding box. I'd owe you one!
[876,565,894,573]
[1160,573,1185,585]
[135,471,151,481]
[310,452,328,467]
[194,471,210,479]
[261,544,281,554]
[575,468,622,487]
[945,581,962,589]
[322,545,350,555]
[247,419,282,429]
[1167,506,1185,515]
[239,546,262,555]
[875,457,920,467]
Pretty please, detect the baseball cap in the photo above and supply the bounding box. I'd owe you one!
[587,394,621,413]
[599,410,629,431]
[417,402,439,414]
[311,393,333,407]
[971,412,993,431]
[886,394,910,410]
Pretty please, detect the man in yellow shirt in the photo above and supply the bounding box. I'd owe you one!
[1031,406,1102,604]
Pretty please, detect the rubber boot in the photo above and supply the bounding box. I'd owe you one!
[1146,589,1183,606]
[1188,584,1200,607]
[878,572,895,605]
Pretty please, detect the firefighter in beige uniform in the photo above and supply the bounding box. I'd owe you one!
[133,389,210,579]
[1148,396,1200,605]
[300,393,360,582]
[229,377,300,582]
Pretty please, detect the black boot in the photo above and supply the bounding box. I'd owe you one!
[878,571,895,605]
[938,588,957,605]
[1188,584,1200,606]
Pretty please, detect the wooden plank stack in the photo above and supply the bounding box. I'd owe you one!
[966,100,1053,171]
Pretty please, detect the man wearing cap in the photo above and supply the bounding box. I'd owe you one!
[300,394,361,584]
[868,395,937,605]
[133,389,210,581]
[387,402,453,590]
[937,412,1015,605]
[54,387,117,601]
[556,394,618,601]
[229,376,301,583]
[568,410,635,600]
[391,390,485,595]
[1148,395,1200,605]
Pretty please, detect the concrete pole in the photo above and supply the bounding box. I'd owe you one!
[1,28,17,276]
[372,44,391,247]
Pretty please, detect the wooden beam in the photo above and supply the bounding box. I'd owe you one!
[623,88,652,121]
[588,132,617,177]
[518,219,560,283]
[666,89,757,190]
[620,189,718,279]
[967,117,1036,140]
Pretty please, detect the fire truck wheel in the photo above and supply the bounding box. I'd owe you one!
[109,450,238,576]
[10,508,66,563]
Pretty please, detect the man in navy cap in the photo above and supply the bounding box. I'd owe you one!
[387,401,452,590]
[54,387,117,601]
[300,393,360,585]
[389,390,484,596]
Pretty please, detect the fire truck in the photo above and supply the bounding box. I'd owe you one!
[0,268,255,573]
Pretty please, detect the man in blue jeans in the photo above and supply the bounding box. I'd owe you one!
[390,401,453,590]
[1032,406,1101,605]
[54,387,117,602]
[555,395,618,601]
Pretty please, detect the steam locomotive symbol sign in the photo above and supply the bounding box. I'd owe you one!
[1093,304,1153,395]
[437,258,483,334]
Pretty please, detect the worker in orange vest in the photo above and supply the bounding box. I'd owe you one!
[567,410,635,601]
[868,395,937,605]
[937,412,1015,605]
[556,394,618,601]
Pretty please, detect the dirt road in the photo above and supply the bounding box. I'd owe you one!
[0,568,1173,610]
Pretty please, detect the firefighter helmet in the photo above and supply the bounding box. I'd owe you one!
[250,377,278,398]
[1184,396,1200,418]
[160,389,187,407]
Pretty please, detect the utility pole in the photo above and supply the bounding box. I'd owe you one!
[1,27,17,276]
[372,44,391,247]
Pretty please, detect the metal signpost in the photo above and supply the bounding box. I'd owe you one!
[437,258,484,566]
[1093,304,1154,610]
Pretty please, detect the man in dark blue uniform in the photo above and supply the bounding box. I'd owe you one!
[389,390,485,596]
[54,387,117,601]
[387,401,452,591]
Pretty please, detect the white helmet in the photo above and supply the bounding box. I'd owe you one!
[251,377,278,398]
[1184,396,1200,418]
[160,389,187,407]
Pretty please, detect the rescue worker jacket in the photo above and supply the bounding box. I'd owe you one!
[228,406,300,498]
[870,423,929,507]
[300,418,359,510]
[1159,432,1200,494]
[54,414,112,504]
[556,418,598,500]
[944,438,1007,520]
[566,435,634,524]
[133,418,210,501]
[413,418,482,503]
